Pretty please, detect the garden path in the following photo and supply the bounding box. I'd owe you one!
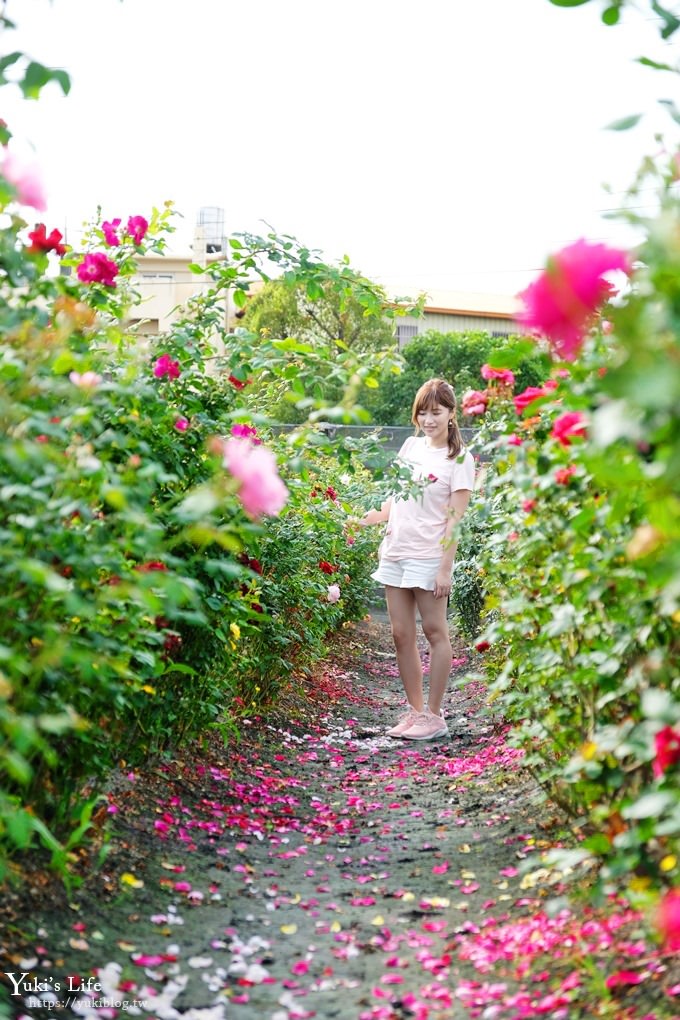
[1,614,678,1020]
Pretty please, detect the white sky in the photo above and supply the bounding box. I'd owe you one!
[4,0,679,297]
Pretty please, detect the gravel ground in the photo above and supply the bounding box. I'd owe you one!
[1,611,677,1020]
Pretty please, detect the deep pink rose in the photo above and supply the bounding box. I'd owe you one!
[522,499,537,512]
[653,724,680,778]
[480,364,515,387]
[102,218,121,246]
[231,424,260,444]
[174,417,190,432]
[462,389,489,416]
[153,354,181,379]
[221,438,288,518]
[127,215,149,245]
[2,151,47,210]
[550,411,587,447]
[657,888,680,951]
[516,239,631,360]
[514,385,555,415]
[76,252,119,287]
[507,434,523,446]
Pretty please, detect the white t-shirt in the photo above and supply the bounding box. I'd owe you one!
[379,436,476,561]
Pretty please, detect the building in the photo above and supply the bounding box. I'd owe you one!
[130,209,521,342]
[392,288,521,349]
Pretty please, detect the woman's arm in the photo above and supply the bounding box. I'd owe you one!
[352,498,392,528]
[433,489,472,597]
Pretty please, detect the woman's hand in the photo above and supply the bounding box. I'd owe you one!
[433,570,452,600]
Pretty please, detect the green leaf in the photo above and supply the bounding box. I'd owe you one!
[547,0,590,6]
[602,5,621,25]
[605,113,643,131]
[651,0,680,38]
[582,832,611,853]
[20,61,53,99]
[637,56,677,72]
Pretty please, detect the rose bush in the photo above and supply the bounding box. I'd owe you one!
[0,38,404,876]
[463,152,680,952]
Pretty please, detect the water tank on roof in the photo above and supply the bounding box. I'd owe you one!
[197,206,225,253]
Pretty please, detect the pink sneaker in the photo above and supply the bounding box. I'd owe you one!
[386,705,419,738]
[401,711,449,741]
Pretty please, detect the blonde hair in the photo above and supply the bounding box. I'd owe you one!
[411,378,463,459]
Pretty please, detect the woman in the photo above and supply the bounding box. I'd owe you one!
[352,378,475,741]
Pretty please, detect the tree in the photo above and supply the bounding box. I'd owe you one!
[364,330,550,424]
[240,277,397,354]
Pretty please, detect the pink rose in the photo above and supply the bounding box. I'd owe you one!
[462,389,489,416]
[327,584,341,603]
[481,364,515,387]
[507,434,523,446]
[550,411,587,447]
[653,724,680,778]
[76,252,119,287]
[102,218,121,246]
[127,215,149,245]
[231,424,260,444]
[221,438,288,518]
[516,239,631,360]
[2,151,47,210]
[153,354,181,379]
[69,370,102,389]
[174,417,190,432]
[514,385,555,415]
[657,887,680,951]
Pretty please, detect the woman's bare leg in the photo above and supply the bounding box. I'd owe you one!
[384,585,423,711]
[414,589,452,716]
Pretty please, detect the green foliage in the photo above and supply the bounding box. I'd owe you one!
[241,277,399,353]
[465,151,680,902]
[0,144,392,878]
[365,330,550,424]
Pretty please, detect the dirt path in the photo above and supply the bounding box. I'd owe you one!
[1,614,677,1019]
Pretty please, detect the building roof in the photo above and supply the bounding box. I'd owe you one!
[390,287,521,320]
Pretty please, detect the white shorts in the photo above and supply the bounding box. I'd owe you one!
[371,557,443,592]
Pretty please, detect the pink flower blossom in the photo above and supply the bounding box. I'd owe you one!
[604,970,644,989]
[2,151,47,210]
[514,384,555,415]
[153,354,181,379]
[102,218,121,246]
[174,417,190,432]
[327,584,341,603]
[507,434,523,446]
[555,465,577,486]
[550,411,587,447]
[221,437,289,518]
[462,389,489,416]
[522,498,537,512]
[231,423,260,444]
[516,239,631,360]
[76,252,119,287]
[653,725,680,778]
[69,370,102,389]
[127,215,149,245]
[481,364,515,387]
